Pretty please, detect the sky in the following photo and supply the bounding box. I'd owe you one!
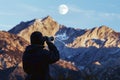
[0,0,120,32]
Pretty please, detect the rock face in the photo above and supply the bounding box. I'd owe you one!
[7,16,120,80]
[0,31,29,80]
[67,26,120,48]
[0,31,29,67]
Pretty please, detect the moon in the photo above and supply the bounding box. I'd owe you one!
[59,4,69,15]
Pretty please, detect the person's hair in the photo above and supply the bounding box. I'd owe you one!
[30,31,44,45]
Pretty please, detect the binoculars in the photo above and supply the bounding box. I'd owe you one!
[44,36,54,42]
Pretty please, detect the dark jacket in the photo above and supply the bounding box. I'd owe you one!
[22,42,60,80]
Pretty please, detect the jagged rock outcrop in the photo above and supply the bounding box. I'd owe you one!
[0,31,29,67]
[0,31,29,80]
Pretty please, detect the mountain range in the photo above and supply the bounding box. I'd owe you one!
[0,16,120,80]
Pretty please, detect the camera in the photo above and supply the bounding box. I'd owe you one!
[44,36,54,42]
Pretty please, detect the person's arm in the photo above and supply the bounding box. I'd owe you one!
[46,41,60,64]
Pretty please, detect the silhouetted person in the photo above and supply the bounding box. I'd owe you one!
[22,31,60,80]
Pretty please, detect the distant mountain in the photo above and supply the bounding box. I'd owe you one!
[67,26,120,48]
[8,16,120,80]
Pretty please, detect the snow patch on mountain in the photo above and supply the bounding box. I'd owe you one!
[55,37,66,46]
[55,32,69,40]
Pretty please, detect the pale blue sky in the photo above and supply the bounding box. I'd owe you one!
[0,0,120,32]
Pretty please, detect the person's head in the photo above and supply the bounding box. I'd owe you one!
[30,31,45,45]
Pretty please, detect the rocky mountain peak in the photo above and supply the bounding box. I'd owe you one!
[87,25,114,38]
[99,25,113,31]
[9,16,60,42]
[41,15,54,21]
[97,25,114,36]
[35,18,41,21]
[65,26,120,48]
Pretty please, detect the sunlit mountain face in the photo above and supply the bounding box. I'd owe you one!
[0,16,119,80]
